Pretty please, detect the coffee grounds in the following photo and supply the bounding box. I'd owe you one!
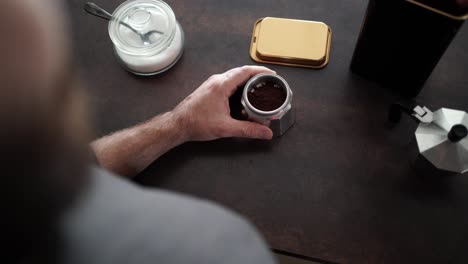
[248,81,286,111]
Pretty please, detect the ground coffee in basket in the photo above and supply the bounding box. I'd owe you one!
[247,81,287,111]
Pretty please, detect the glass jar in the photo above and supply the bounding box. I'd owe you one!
[109,0,184,76]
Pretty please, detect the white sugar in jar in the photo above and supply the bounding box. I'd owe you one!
[108,0,184,76]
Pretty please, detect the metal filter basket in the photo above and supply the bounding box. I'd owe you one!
[241,74,295,137]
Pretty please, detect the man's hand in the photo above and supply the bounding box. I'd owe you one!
[92,66,275,177]
[172,66,274,142]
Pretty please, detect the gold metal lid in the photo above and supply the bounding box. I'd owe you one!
[250,17,332,69]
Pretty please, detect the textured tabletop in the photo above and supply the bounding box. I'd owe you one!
[69,0,468,263]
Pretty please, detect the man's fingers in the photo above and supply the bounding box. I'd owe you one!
[226,119,273,140]
[223,66,275,96]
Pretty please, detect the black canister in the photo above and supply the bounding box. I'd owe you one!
[351,0,468,97]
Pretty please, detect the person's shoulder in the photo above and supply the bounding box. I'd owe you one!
[62,167,276,264]
[137,193,276,264]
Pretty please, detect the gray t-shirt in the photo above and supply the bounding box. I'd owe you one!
[61,167,276,264]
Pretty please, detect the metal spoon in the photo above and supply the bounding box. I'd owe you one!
[84,2,162,45]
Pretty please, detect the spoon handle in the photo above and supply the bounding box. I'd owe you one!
[84,1,164,40]
[84,2,113,21]
[84,2,142,36]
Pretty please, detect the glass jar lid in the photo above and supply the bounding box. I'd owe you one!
[109,0,176,56]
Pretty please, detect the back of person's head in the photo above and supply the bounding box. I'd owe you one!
[0,0,91,263]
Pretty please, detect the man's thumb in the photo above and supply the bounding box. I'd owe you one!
[228,120,273,140]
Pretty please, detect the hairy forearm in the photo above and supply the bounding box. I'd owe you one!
[91,66,274,177]
[91,112,186,177]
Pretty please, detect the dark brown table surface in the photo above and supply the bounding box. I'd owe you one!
[69,0,468,263]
